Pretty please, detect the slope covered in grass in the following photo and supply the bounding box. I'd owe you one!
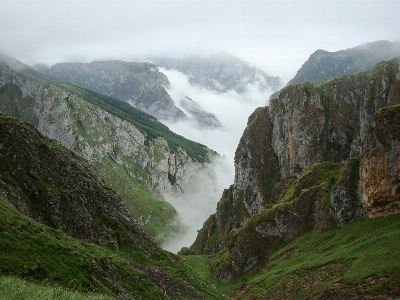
[0,276,114,300]
[230,214,400,299]
[183,215,400,299]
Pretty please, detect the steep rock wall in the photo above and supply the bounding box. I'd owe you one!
[190,57,400,281]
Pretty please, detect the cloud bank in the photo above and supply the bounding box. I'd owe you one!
[160,68,280,252]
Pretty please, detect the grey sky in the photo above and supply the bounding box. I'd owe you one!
[1,0,399,79]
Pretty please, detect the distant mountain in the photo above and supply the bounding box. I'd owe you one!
[149,51,284,94]
[270,40,400,99]
[33,60,187,121]
[179,96,221,128]
[288,40,400,85]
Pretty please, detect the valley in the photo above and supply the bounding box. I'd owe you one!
[1,41,400,299]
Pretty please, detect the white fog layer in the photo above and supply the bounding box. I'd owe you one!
[160,68,282,252]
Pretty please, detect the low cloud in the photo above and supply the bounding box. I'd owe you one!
[160,68,281,252]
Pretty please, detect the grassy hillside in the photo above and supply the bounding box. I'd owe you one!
[0,276,114,300]
[183,214,400,299]
[0,195,223,299]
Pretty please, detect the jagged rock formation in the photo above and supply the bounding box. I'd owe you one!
[270,40,400,99]
[34,60,187,121]
[0,55,215,242]
[180,96,221,128]
[190,57,400,282]
[0,113,222,299]
[149,51,284,94]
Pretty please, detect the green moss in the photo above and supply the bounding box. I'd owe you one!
[93,160,179,243]
[75,119,88,137]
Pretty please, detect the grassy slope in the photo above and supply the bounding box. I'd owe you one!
[0,195,223,299]
[0,276,114,300]
[0,195,163,299]
[234,214,400,299]
[184,215,400,299]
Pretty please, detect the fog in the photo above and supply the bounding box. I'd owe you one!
[2,0,400,81]
[160,68,280,252]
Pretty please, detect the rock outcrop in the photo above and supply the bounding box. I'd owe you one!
[190,57,400,282]
[34,60,187,121]
[0,112,150,251]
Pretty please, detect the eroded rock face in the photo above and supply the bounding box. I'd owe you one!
[190,57,400,282]
[361,104,400,217]
[0,63,202,198]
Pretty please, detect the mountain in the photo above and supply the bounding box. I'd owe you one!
[0,53,216,243]
[0,112,222,299]
[270,40,400,99]
[188,56,400,297]
[179,96,221,128]
[33,60,187,122]
[149,51,284,94]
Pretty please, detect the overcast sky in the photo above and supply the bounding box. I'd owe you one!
[1,0,399,80]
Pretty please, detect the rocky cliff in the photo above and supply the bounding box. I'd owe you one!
[190,57,400,282]
[34,60,187,121]
[0,55,215,242]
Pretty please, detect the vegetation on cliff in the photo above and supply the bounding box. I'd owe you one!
[0,113,222,299]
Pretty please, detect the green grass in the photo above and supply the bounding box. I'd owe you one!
[0,276,114,300]
[0,191,224,299]
[0,195,166,299]
[182,255,248,297]
[93,160,180,243]
[234,214,400,299]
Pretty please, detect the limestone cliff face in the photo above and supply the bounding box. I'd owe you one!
[0,60,213,241]
[0,63,200,196]
[190,57,400,282]
[36,60,187,121]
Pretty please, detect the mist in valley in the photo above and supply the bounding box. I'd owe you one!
[160,68,280,252]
